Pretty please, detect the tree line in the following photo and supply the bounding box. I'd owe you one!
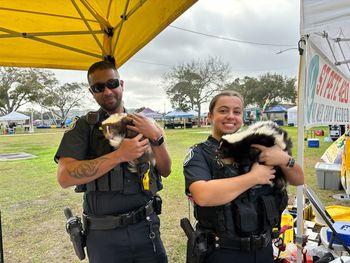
[0,57,297,123]
[163,57,297,121]
[0,67,90,124]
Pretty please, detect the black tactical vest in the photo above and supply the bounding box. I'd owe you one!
[74,110,162,196]
[193,137,288,239]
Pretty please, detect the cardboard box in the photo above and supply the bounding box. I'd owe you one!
[315,162,342,190]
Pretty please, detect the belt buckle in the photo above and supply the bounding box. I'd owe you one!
[251,233,267,250]
[251,235,261,250]
[121,212,134,225]
[241,237,251,251]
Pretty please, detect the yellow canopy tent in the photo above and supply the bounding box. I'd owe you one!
[0,0,197,70]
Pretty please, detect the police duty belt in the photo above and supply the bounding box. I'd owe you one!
[83,199,155,230]
[217,231,271,251]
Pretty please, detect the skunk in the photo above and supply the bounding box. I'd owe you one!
[101,113,155,173]
[219,121,292,190]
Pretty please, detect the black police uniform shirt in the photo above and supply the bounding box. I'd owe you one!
[54,109,150,216]
[184,136,219,195]
[183,136,275,263]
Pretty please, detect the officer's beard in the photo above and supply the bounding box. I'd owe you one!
[100,94,123,114]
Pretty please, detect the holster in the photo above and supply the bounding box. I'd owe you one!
[64,207,86,260]
[180,218,213,263]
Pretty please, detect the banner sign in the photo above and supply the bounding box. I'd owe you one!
[305,40,350,128]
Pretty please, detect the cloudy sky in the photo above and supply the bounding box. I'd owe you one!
[52,0,300,113]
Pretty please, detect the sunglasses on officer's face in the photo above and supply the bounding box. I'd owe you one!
[89,79,120,93]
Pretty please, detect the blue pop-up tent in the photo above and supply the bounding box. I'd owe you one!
[264,105,287,113]
[165,110,195,119]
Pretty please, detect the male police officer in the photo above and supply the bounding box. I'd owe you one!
[55,61,171,263]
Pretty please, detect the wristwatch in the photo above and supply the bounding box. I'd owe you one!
[286,157,295,168]
[150,135,164,146]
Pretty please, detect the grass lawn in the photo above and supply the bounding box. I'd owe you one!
[0,126,348,262]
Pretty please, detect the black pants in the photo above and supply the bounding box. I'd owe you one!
[86,213,167,263]
[204,242,274,263]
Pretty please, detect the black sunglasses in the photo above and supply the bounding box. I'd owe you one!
[89,79,120,93]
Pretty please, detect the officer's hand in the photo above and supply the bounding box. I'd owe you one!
[117,134,150,162]
[126,114,162,142]
[250,162,276,186]
[251,144,290,167]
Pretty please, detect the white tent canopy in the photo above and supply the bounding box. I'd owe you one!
[0,111,30,122]
[301,0,350,78]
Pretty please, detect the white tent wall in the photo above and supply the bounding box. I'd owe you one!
[299,0,350,261]
[287,106,298,126]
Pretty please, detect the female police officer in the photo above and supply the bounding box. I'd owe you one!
[55,61,171,263]
[183,91,304,263]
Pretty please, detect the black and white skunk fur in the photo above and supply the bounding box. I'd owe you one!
[219,121,292,190]
[101,113,155,173]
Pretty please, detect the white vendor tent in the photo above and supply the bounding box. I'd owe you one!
[0,111,30,122]
[297,1,350,260]
[287,106,297,126]
[0,111,33,133]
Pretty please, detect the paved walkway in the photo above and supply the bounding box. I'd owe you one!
[0,152,37,161]
[1,132,58,137]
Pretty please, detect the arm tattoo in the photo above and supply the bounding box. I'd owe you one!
[67,157,109,179]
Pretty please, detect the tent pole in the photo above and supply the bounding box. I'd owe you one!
[30,110,34,133]
[296,37,306,263]
[0,209,3,263]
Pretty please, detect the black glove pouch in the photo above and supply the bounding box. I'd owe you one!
[234,201,258,236]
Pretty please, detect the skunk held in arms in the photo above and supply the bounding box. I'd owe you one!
[101,113,155,173]
[219,121,292,190]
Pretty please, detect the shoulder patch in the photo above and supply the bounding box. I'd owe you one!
[64,116,79,133]
[183,148,194,166]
